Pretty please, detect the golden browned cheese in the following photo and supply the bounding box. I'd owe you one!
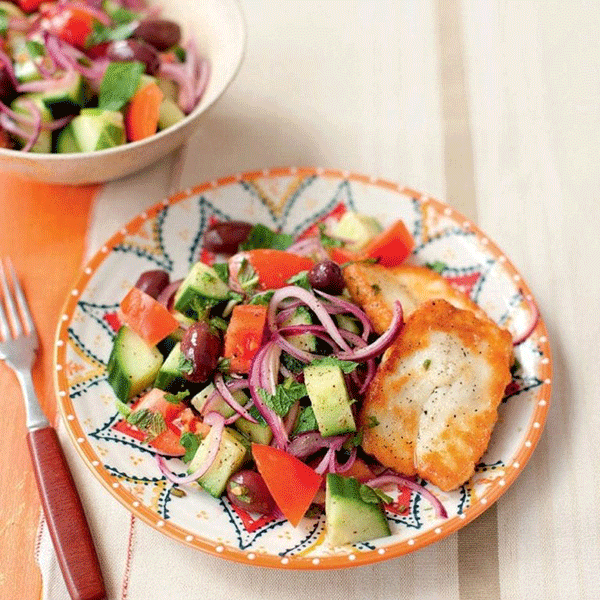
[343,263,487,334]
[359,299,513,491]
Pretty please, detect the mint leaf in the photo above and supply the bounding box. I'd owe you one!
[286,270,311,290]
[366,415,379,428]
[179,431,201,464]
[359,483,393,505]
[247,405,267,426]
[209,316,228,333]
[87,21,137,47]
[115,399,132,417]
[98,61,144,111]
[237,258,259,294]
[239,224,294,251]
[281,352,305,373]
[317,223,344,248]
[126,409,166,440]
[173,46,186,62]
[177,354,194,375]
[249,290,275,306]
[216,357,231,374]
[0,13,8,36]
[212,262,229,283]
[110,7,140,24]
[293,406,318,434]
[309,356,359,374]
[422,359,432,371]
[164,390,190,404]
[25,40,45,58]
[425,261,447,274]
[259,378,307,417]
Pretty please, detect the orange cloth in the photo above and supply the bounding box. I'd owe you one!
[0,172,99,600]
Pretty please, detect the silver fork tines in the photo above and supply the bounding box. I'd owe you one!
[0,258,48,430]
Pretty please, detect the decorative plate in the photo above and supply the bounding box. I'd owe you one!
[55,167,552,569]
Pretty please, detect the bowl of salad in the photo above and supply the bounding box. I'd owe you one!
[55,168,551,568]
[0,0,245,184]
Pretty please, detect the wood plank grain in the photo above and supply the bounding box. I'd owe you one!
[0,174,98,600]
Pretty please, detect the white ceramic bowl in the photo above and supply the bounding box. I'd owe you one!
[0,0,245,185]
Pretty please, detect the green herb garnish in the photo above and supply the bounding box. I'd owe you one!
[177,354,194,375]
[281,352,305,373]
[293,406,318,434]
[212,262,229,283]
[238,224,294,251]
[126,409,166,440]
[249,290,275,306]
[423,359,432,371]
[164,390,190,404]
[309,356,359,374]
[87,21,137,47]
[286,270,311,290]
[425,261,447,274]
[317,223,344,248]
[98,61,145,111]
[237,258,259,294]
[258,378,307,417]
[25,40,45,58]
[359,484,393,505]
[217,357,231,374]
[179,431,201,464]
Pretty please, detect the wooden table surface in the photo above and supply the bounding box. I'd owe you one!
[0,178,98,599]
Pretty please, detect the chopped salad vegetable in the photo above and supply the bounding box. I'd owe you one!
[0,0,210,152]
[105,210,459,546]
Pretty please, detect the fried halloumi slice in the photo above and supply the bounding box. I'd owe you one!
[359,299,513,491]
[343,263,487,334]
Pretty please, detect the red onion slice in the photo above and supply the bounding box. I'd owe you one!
[314,289,373,340]
[0,50,18,87]
[19,100,42,153]
[512,296,540,346]
[336,301,403,361]
[214,372,258,424]
[17,68,78,93]
[195,58,210,102]
[268,286,352,352]
[365,474,448,519]
[155,411,225,485]
[156,278,183,311]
[248,341,289,448]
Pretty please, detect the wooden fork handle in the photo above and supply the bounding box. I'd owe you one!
[27,426,106,600]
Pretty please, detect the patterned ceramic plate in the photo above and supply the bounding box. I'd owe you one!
[55,167,551,569]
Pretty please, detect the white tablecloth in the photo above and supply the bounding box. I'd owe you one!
[38,1,600,598]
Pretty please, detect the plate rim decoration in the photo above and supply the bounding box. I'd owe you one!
[54,166,552,570]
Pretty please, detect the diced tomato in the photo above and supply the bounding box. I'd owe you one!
[16,0,44,13]
[224,304,268,373]
[43,6,95,49]
[327,246,360,265]
[244,249,315,289]
[361,220,415,267]
[341,457,376,482]
[125,82,164,142]
[85,42,110,60]
[178,407,210,438]
[252,444,322,527]
[119,287,179,347]
[133,389,187,456]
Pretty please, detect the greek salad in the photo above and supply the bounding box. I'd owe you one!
[0,0,208,152]
[106,210,448,547]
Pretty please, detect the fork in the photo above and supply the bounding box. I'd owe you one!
[0,259,105,600]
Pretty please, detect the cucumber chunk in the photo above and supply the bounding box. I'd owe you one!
[303,363,356,437]
[153,342,188,391]
[107,326,163,401]
[325,474,391,546]
[56,123,81,154]
[173,262,230,317]
[281,306,316,352]
[70,108,126,152]
[188,426,250,497]
[10,94,52,153]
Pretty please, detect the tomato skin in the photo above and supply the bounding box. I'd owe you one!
[251,443,323,527]
[361,220,415,267]
[42,6,95,49]
[133,389,187,456]
[119,287,179,346]
[327,246,360,265]
[245,249,315,289]
[224,304,267,373]
[16,0,44,12]
[125,82,164,142]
